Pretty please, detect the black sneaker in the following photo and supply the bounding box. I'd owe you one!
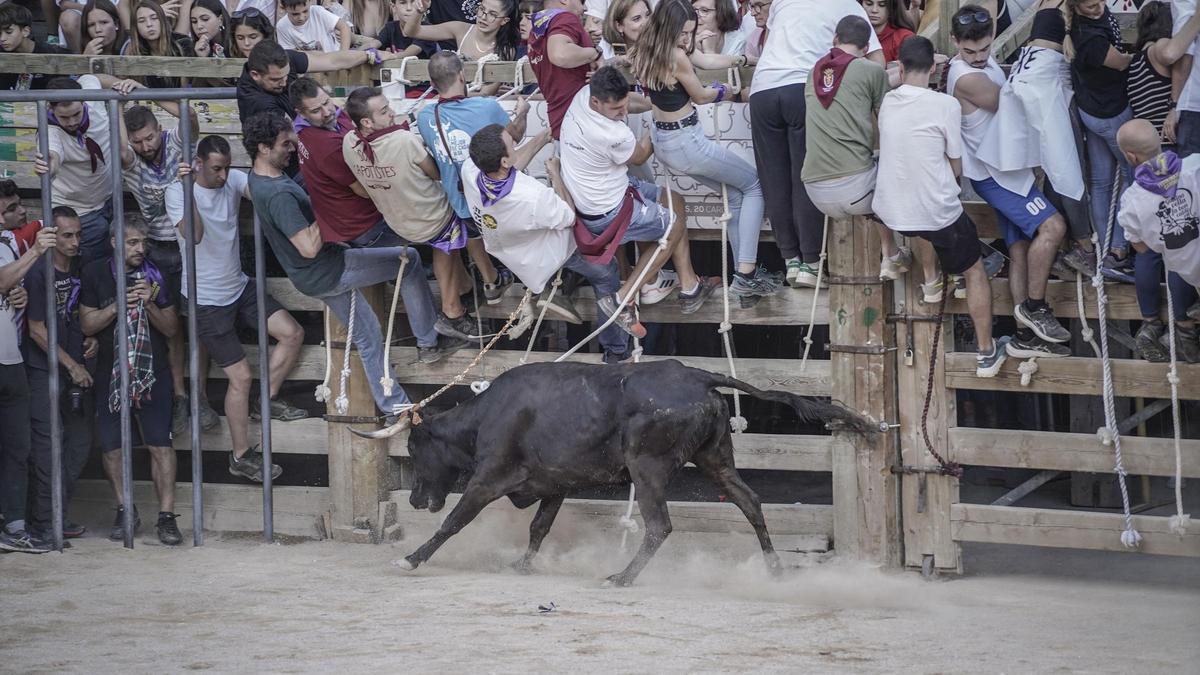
[535,291,584,324]
[1061,243,1098,278]
[1135,320,1169,363]
[603,349,633,365]
[981,245,1006,278]
[679,276,721,315]
[1168,325,1200,364]
[171,396,189,436]
[729,269,780,299]
[156,512,183,546]
[483,268,514,305]
[1006,334,1071,359]
[109,505,141,542]
[229,446,283,483]
[1100,252,1135,283]
[0,529,51,554]
[417,335,469,364]
[27,529,72,550]
[1014,302,1071,343]
[198,398,221,431]
[250,397,310,422]
[975,336,1012,378]
[434,311,478,341]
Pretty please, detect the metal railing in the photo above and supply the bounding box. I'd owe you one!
[3,86,278,550]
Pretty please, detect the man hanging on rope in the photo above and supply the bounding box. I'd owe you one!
[1115,118,1200,362]
[874,35,1010,378]
[560,66,716,348]
[244,111,445,421]
[462,123,632,360]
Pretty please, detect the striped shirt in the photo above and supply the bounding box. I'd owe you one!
[1128,49,1173,135]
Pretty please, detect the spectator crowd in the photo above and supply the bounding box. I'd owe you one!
[1,0,1198,553]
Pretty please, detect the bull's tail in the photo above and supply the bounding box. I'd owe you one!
[708,374,878,435]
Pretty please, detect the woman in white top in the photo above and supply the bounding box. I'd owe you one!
[344,0,391,37]
[402,0,520,94]
[692,0,746,58]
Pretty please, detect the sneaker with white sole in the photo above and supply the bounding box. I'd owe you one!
[976,336,1012,377]
[1006,333,1071,359]
[482,269,514,305]
[597,293,646,338]
[879,247,912,281]
[921,277,944,304]
[535,291,583,324]
[434,312,478,341]
[784,258,802,287]
[789,262,822,289]
[729,269,779,299]
[1014,302,1070,343]
[639,270,678,305]
[678,277,722,314]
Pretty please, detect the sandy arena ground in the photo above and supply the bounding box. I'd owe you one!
[3,508,1198,674]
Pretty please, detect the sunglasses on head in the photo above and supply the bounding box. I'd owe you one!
[231,7,263,19]
[955,10,990,25]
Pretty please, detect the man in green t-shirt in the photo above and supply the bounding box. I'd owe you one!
[801,15,911,282]
[244,112,464,423]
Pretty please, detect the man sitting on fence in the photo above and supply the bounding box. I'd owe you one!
[244,111,454,421]
[463,123,631,360]
[119,101,220,436]
[873,35,1009,378]
[560,65,716,341]
[1115,118,1200,362]
[168,135,309,483]
[802,15,911,282]
[79,220,183,546]
[342,86,479,342]
[947,5,1071,359]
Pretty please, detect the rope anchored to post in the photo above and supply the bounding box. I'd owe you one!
[919,275,963,478]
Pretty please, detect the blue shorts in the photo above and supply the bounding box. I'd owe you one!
[582,177,673,244]
[971,177,1057,247]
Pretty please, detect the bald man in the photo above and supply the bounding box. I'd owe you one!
[1116,119,1200,363]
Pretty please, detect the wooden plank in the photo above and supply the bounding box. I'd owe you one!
[945,276,1158,321]
[944,353,1200,400]
[173,417,327,455]
[949,427,1200,478]
[951,503,1200,557]
[992,1,1040,62]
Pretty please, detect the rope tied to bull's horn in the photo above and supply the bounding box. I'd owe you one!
[379,252,410,397]
[334,291,358,415]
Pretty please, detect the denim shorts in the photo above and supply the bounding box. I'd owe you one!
[971,177,1058,246]
[583,177,673,244]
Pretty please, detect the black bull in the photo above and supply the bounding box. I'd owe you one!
[392,360,874,586]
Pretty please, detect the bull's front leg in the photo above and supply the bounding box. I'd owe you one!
[511,495,565,574]
[394,484,503,572]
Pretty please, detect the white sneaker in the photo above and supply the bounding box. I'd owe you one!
[878,247,912,281]
[639,270,678,305]
[921,277,944,304]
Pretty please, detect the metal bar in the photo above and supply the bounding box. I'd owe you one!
[0,88,236,103]
[108,99,134,550]
[253,214,274,542]
[37,102,64,553]
[179,99,203,547]
[991,470,1062,507]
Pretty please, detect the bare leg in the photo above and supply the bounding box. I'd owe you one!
[1027,214,1066,301]
[1008,240,1030,306]
[223,359,252,458]
[466,238,498,285]
[910,237,941,286]
[265,310,304,399]
[431,250,466,317]
[168,317,186,398]
[664,190,699,290]
[101,448,124,505]
[872,219,899,259]
[511,495,566,574]
[963,259,995,353]
[147,446,176,513]
[60,11,81,53]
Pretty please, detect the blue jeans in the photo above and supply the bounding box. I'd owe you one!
[653,120,765,265]
[1176,110,1200,158]
[1134,250,1198,321]
[316,246,438,413]
[1079,107,1133,251]
[349,219,406,248]
[562,251,629,356]
[78,199,113,263]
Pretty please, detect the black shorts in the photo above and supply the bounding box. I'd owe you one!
[97,369,174,450]
[146,239,182,298]
[195,280,285,368]
[910,213,981,276]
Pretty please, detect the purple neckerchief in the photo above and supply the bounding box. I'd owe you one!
[47,104,104,172]
[530,9,567,42]
[109,257,167,305]
[293,107,347,134]
[477,167,516,206]
[1134,151,1182,198]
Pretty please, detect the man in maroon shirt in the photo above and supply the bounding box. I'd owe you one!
[527,0,604,139]
[290,77,402,247]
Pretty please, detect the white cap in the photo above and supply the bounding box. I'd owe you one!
[584,0,608,20]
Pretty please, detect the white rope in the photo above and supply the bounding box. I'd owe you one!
[618,482,639,551]
[520,272,561,365]
[710,100,747,434]
[1076,271,1101,357]
[469,259,490,393]
[799,215,829,373]
[334,291,357,415]
[494,56,533,102]
[379,253,410,397]
[395,55,419,85]
[467,53,500,92]
[1093,170,1141,548]
[1162,265,1190,535]
[1017,358,1039,386]
[314,310,333,403]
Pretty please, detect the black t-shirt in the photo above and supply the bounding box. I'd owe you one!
[1070,9,1129,118]
[0,40,70,91]
[428,0,477,24]
[237,49,309,176]
[22,257,85,372]
[377,21,453,55]
[79,258,176,380]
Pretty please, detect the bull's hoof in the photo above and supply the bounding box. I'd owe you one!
[765,553,784,577]
[602,573,634,588]
[391,556,419,571]
[509,558,534,575]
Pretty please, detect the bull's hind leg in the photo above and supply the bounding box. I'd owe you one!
[605,458,675,587]
[692,431,783,575]
[511,495,565,574]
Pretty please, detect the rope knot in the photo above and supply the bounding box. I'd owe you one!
[470,380,491,394]
[1017,358,1039,386]
[380,376,395,397]
[1169,513,1191,536]
[718,320,733,334]
[314,384,332,403]
[1097,427,1114,446]
[1167,372,1180,385]
[729,416,748,433]
[1120,528,1143,548]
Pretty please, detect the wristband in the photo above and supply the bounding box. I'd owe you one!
[364,48,383,65]
[595,46,604,62]
[711,81,727,103]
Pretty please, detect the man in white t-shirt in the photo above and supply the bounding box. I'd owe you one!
[1116,119,1200,362]
[276,0,351,52]
[166,135,309,482]
[948,5,1070,358]
[462,123,632,362]
[874,35,1008,378]
[748,0,882,287]
[560,66,716,338]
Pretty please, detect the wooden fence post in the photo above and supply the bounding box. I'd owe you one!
[828,216,900,566]
[325,284,400,543]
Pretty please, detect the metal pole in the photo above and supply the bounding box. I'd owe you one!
[0,88,237,104]
[179,99,203,547]
[108,99,135,550]
[37,101,64,553]
[253,215,274,542]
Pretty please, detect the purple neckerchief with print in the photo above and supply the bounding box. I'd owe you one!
[1134,151,1182,198]
[477,167,516,206]
[530,9,567,42]
[47,104,104,172]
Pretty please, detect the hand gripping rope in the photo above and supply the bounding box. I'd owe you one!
[393,55,439,124]
[1093,170,1141,548]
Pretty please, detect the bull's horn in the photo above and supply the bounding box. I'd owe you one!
[349,414,412,439]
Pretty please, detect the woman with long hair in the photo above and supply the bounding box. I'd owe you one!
[401,0,519,94]
[345,0,391,38]
[859,0,915,63]
[129,0,195,87]
[229,6,275,58]
[190,0,231,58]
[691,0,743,56]
[602,0,649,53]
[78,0,128,55]
[631,0,776,300]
